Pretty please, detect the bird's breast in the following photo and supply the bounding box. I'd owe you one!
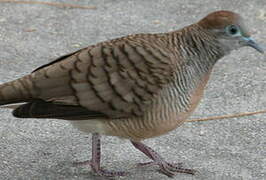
[103,69,212,141]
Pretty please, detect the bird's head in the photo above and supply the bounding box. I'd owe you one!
[198,10,264,54]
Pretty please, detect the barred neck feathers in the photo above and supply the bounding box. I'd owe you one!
[169,24,225,68]
[161,25,225,114]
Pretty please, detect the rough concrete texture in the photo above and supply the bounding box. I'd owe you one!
[0,0,265,179]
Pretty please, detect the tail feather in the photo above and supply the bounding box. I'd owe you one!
[0,75,35,106]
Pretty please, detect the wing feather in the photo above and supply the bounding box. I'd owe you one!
[26,35,175,119]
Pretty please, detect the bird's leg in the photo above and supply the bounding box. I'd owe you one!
[131,141,196,177]
[75,133,127,177]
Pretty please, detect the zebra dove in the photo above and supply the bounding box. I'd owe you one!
[0,10,264,177]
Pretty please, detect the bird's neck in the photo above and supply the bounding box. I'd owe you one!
[160,25,227,114]
[168,24,226,69]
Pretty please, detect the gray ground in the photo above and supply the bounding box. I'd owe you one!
[0,0,265,179]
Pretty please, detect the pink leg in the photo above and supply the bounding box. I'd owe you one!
[75,133,127,177]
[131,141,196,177]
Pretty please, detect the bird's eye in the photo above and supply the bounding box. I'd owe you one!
[226,25,240,36]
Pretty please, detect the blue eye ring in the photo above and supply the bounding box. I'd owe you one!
[226,25,240,36]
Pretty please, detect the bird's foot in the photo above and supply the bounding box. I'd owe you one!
[73,160,128,177]
[137,161,196,177]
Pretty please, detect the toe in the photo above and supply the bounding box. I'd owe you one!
[137,161,157,167]
[158,162,196,176]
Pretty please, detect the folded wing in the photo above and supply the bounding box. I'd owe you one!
[12,35,176,119]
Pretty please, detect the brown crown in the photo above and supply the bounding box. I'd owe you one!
[198,10,242,30]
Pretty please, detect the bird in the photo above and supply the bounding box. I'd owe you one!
[0,10,264,178]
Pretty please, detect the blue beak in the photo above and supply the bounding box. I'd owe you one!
[243,37,264,54]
